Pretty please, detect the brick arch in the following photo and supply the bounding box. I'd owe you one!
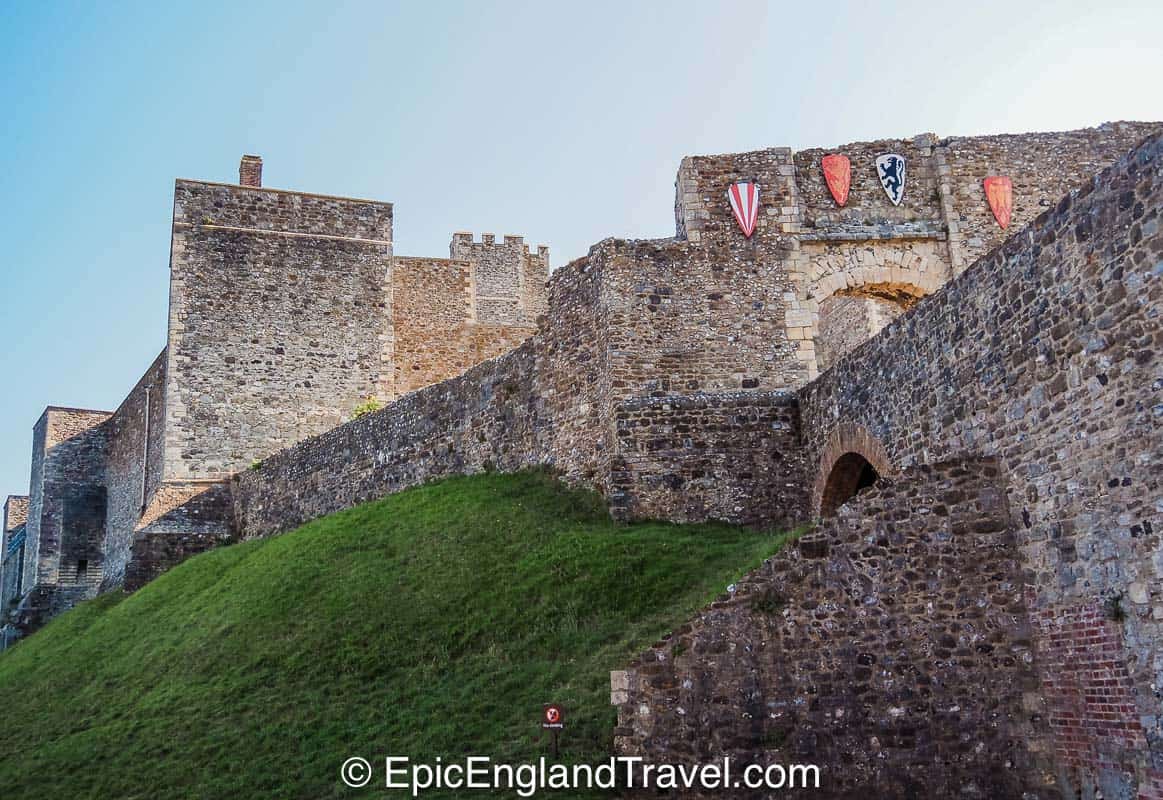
[811,423,895,517]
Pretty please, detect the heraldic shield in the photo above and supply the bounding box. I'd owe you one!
[821,154,851,207]
[984,176,1013,229]
[727,181,760,238]
[875,153,907,206]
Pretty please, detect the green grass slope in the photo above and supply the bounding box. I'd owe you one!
[0,470,794,799]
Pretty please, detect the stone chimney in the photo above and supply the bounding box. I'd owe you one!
[239,155,263,187]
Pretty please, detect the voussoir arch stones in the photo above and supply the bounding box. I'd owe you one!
[811,422,896,518]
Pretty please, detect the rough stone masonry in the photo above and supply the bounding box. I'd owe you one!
[2,122,1161,797]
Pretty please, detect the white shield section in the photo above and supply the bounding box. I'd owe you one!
[875,153,907,206]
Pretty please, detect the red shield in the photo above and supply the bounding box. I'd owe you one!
[821,154,851,207]
[727,182,760,238]
[984,176,1013,229]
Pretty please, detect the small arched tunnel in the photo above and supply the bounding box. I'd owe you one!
[819,452,881,516]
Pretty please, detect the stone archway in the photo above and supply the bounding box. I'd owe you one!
[811,423,895,517]
[784,240,949,380]
[815,283,925,371]
[819,452,880,516]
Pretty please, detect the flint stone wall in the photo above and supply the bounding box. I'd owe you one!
[609,392,808,527]
[231,238,613,538]
[19,408,111,626]
[612,459,1045,798]
[166,180,396,480]
[101,349,167,589]
[391,256,537,399]
[450,232,549,327]
[798,132,1163,796]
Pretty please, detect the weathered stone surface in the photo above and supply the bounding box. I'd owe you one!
[449,232,549,327]
[101,350,167,590]
[796,130,1163,796]
[609,392,808,526]
[392,256,537,398]
[613,459,1045,798]
[0,496,30,625]
[15,408,111,630]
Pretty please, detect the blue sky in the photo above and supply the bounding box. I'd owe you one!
[1,0,1161,494]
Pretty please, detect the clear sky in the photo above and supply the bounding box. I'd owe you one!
[1,0,1161,495]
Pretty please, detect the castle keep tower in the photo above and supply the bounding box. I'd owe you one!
[166,166,397,479]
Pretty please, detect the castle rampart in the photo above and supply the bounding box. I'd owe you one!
[230,124,1162,541]
[613,458,1045,796]
[224,126,1163,796]
[602,129,1163,798]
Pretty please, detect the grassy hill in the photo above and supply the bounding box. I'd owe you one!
[0,470,795,799]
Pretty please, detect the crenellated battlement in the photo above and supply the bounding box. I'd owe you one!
[449,232,549,326]
[450,231,550,259]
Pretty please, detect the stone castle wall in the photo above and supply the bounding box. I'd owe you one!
[229,125,1161,541]
[450,232,549,326]
[231,125,1163,795]
[392,257,475,397]
[101,350,167,589]
[608,392,808,526]
[232,239,625,538]
[668,123,1157,381]
[19,408,110,627]
[815,294,907,370]
[165,180,396,480]
[391,256,537,399]
[3,123,1162,794]
[2,159,552,626]
[940,126,1161,269]
[233,340,544,538]
[123,480,234,591]
[795,132,1163,795]
[612,459,1047,797]
[1,496,29,614]
[1,496,28,550]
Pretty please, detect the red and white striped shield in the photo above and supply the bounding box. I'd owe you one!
[727,181,760,238]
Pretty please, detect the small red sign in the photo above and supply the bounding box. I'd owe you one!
[984,176,1013,229]
[821,154,851,207]
[542,704,564,729]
